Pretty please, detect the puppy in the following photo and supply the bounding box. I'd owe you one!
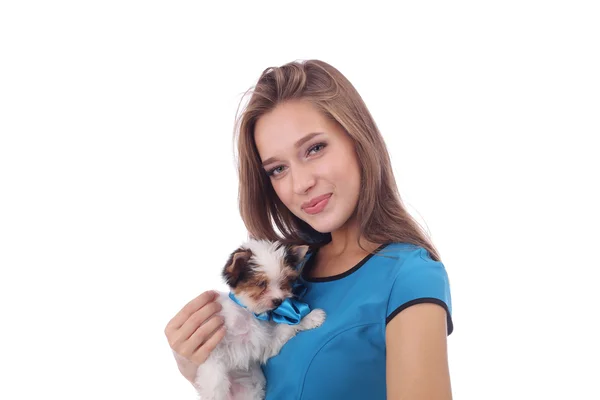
[194,239,326,400]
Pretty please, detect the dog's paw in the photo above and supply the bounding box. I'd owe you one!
[299,308,326,330]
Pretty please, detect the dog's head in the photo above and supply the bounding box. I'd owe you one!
[223,239,310,315]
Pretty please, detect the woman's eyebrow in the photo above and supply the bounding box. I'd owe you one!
[294,131,324,149]
[261,132,325,167]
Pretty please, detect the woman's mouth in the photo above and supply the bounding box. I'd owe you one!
[302,193,332,215]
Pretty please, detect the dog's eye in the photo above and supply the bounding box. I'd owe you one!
[258,280,268,288]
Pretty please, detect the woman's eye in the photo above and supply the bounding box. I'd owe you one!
[267,165,285,176]
[307,143,326,155]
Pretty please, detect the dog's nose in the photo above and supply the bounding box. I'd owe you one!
[272,298,283,308]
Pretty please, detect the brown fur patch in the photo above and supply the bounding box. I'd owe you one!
[233,270,269,301]
[222,248,252,288]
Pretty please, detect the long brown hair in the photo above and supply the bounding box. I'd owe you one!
[233,59,441,261]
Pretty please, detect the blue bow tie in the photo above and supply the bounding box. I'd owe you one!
[228,280,310,325]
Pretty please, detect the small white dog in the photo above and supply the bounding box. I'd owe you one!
[194,239,326,400]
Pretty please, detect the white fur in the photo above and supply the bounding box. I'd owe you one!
[194,240,326,400]
[242,239,286,282]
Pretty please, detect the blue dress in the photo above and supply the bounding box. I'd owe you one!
[262,242,453,399]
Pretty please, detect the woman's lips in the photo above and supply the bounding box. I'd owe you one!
[302,193,332,215]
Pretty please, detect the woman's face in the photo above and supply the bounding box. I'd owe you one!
[254,100,361,234]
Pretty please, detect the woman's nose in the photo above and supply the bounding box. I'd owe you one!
[292,166,316,194]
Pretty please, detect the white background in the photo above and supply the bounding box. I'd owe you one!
[1,1,599,399]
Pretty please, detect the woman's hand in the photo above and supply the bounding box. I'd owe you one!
[164,291,226,384]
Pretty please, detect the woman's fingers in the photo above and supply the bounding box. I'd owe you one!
[165,291,217,333]
[165,291,225,361]
[177,300,223,341]
[180,314,225,358]
[191,323,227,364]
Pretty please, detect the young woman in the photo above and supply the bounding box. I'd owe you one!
[165,59,454,399]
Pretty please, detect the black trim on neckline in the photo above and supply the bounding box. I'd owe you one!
[301,243,389,282]
[386,297,454,335]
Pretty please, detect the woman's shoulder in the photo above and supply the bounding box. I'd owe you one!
[376,242,436,263]
[375,242,448,282]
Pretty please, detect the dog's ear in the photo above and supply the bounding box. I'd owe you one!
[223,247,252,288]
[290,244,310,260]
[285,244,310,268]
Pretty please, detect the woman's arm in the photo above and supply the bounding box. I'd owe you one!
[386,302,452,400]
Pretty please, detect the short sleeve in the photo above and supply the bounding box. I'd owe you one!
[386,247,454,335]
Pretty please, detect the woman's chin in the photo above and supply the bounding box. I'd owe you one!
[304,216,346,235]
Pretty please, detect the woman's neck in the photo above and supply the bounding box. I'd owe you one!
[307,222,381,278]
[323,217,379,258]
